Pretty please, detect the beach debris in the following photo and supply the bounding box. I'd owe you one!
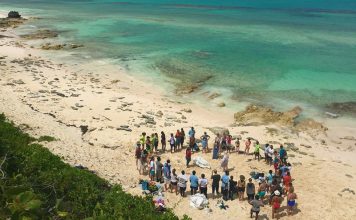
[117,125,132,132]
[190,193,209,210]
[155,110,163,117]
[208,127,229,135]
[325,111,339,118]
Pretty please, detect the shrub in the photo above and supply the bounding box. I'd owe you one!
[0,113,186,219]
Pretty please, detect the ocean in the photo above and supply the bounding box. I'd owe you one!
[1,0,356,116]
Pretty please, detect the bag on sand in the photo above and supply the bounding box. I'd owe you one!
[190,193,209,210]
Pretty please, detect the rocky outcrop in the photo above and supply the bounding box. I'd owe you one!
[8,11,21,19]
[40,43,84,50]
[0,17,26,29]
[208,127,230,135]
[234,104,327,132]
[21,29,58,40]
[41,43,65,50]
[325,102,356,116]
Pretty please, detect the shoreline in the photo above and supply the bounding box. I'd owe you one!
[1,12,356,220]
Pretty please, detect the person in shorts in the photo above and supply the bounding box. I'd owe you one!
[249,195,264,220]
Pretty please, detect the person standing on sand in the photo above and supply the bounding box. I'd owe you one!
[180,128,185,148]
[154,133,159,152]
[185,147,192,167]
[246,178,255,202]
[171,168,178,195]
[226,135,232,153]
[149,157,155,181]
[221,171,230,201]
[212,143,219,159]
[245,138,251,154]
[163,160,171,191]
[211,169,221,199]
[287,188,297,215]
[175,129,181,151]
[135,143,142,170]
[146,136,152,153]
[264,144,270,163]
[161,131,166,152]
[155,156,163,183]
[169,133,175,153]
[249,195,264,220]
[140,132,146,148]
[178,170,188,197]
[254,141,261,161]
[258,180,268,201]
[188,127,195,147]
[151,134,157,153]
[237,175,246,201]
[190,170,199,195]
[268,145,274,165]
[139,149,148,175]
[283,172,292,194]
[201,132,210,153]
[229,175,237,200]
[199,174,208,198]
[279,145,287,163]
[271,190,282,219]
[220,152,229,171]
[235,138,240,153]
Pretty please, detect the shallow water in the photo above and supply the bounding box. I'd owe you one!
[1,0,356,115]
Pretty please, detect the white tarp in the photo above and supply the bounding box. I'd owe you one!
[190,193,209,210]
[193,156,210,169]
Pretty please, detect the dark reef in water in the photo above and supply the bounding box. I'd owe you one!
[325,102,356,116]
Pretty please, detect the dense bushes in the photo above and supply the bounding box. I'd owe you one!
[0,113,187,220]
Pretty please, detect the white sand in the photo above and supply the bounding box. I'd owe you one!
[1,15,356,220]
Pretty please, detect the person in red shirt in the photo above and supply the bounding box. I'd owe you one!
[283,172,292,194]
[186,147,192,168]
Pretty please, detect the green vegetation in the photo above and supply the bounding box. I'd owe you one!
[37,135,56,142]
[0,113,188,220]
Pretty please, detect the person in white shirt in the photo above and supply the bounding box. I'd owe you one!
[199,174,208,198]
[264,144,270,163]
[178,170,188,197]
[268,146,274,165]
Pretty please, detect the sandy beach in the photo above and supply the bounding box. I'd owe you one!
[1,12,356,220]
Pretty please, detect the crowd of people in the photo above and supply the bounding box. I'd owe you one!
[135,127,298,219]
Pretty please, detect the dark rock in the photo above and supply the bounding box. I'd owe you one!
[208,127,230,135]
[326,102,356,116]
[8,11,21,19]
[80,125,89,135]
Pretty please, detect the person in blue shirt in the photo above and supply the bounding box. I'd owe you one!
[189,170,199,195]
[279,145,287,163]
[221,170,230,201]
[188,127,195,147]
[163,160,171,191]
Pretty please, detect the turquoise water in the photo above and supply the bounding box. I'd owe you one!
[2,0,356,113]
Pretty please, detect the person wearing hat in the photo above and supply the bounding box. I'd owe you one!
[271,190,282,219]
